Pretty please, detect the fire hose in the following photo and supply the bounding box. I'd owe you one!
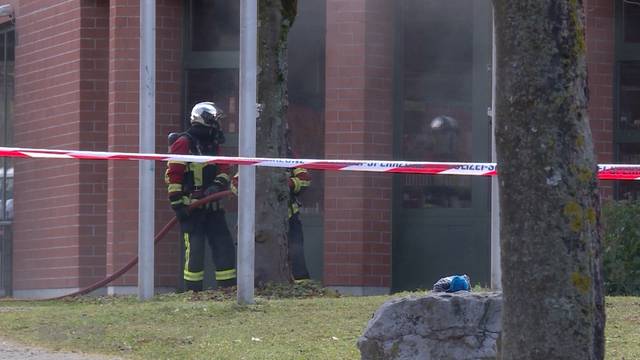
[36,190,232,301]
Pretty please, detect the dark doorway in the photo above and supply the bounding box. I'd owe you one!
[392,0,492,291]
[182,1,326,288]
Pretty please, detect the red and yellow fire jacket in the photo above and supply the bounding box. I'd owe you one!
[287,167,311,217]
[164,134,231,207]
[230,167,311,218]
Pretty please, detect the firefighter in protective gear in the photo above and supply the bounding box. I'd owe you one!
[285,126,312,281]
[287,170,312,280]
[229,124,312,281]
[429,115,459,160]
[165,101,236,292]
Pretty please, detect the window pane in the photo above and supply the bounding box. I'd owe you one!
[0,33,4,147]
[0,162,12,220]
[617,143,640,200]
[185,69,239,134]
[624,0,640,43]
[191,0,239,51]
[0,31,13,221]
[288,0,325,112]
[287,0,326,215]
[618,62,640,130]
[400,0,475,209]
[6,31,13,147]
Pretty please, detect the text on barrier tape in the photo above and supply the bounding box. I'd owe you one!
[0,146,638,180]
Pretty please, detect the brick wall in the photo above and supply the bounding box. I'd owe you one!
[324,0,394,290]
[13,0,100,291]
[107,0,183,288]
[155,0,182,287]
[13,0,182,293]
[585,0,615,198]
[77,1,109,287]
[362,0,394,287]
[106,0,140,286]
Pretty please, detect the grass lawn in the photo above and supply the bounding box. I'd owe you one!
[0,286,637,359]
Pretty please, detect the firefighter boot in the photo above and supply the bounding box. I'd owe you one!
[185,280,203,292]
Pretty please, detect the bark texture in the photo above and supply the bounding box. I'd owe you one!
[493,1,605,359]
[254,0,297,284]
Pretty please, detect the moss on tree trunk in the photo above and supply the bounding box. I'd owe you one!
[493,0,605,358]
[254,0,297,284]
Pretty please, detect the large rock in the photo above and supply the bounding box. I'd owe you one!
[358,292,503,360]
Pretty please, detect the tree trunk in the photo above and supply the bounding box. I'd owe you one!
[254,0,297,284]
[493,1,605,359]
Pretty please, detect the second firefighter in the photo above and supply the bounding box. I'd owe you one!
[230,128,312,281]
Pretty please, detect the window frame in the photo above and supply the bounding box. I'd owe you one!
[614,0,640,199]
[617,0,640,56]
[0,26,14,223]
[0,24,14,298]
[614,0,640,142]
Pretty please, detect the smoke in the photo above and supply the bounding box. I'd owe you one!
[402,0,475,105]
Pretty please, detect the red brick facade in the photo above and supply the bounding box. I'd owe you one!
[6,0,620,297]
[324,0,394,293]
[14,1,109,292]
[105,0,183,290]
[12,0,182,296]
[586,0,615,197]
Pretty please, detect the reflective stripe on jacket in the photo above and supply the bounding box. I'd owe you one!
[229,166,311,218]
[288,167,311,217]
[165,134,230,206]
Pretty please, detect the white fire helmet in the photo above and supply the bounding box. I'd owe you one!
[430,115,458,132]
[190,101,224,128]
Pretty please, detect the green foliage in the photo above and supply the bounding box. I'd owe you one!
[602,200,640,295]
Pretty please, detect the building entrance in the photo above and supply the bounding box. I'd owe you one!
[392,0,493,291]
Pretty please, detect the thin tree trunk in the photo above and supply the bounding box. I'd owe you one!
[254,0,297,284]
[493,1,605,358]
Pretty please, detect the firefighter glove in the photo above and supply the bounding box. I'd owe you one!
[230,173,239,196]
[172,204,190,222]
[204,184,222,196]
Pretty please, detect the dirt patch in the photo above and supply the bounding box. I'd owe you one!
[625,314,640,323]
[0,338,122,360]
[0,307,29,313]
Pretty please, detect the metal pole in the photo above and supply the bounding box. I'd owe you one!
[238,0,257,305]
[490,11,501,291]
[138,0,156,300]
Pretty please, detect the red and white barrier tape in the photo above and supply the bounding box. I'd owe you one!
[0,146,638,180]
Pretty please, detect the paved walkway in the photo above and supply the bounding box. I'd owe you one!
[0,337,122,360]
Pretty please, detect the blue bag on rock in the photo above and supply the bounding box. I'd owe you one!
[432,274,471,293]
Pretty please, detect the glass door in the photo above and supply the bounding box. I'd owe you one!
[392,0,492,291]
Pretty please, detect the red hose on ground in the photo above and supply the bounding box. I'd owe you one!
[37,190,232,301]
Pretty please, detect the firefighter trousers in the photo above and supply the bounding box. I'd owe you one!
[180,208,236,292]
[288,213,310,280]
